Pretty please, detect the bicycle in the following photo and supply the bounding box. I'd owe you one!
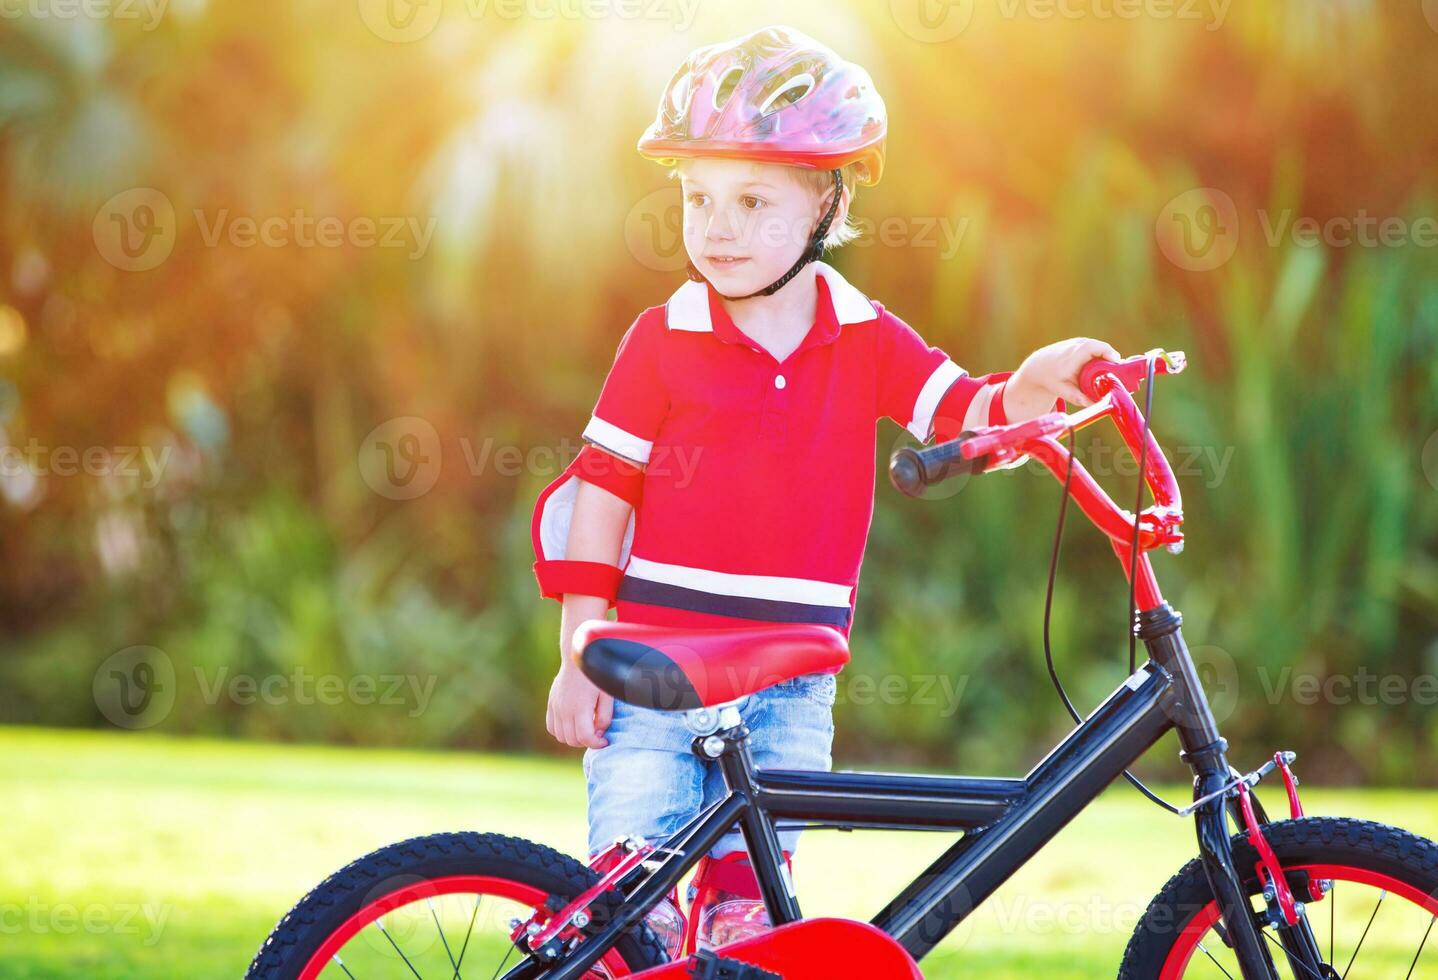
[246,351,1438,979]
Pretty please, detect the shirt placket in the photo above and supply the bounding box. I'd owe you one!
[758,360,790,447]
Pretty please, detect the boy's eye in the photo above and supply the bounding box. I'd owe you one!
[740,195,765,210]
[685,192,709,207]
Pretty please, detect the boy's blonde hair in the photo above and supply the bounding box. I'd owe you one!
[786,162,865,250]
[669,161,865,252]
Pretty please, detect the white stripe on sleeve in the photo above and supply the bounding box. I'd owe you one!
[582,416,654,465]
[907,359,967,442]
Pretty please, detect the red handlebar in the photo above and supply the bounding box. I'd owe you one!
[958,348,1188,613]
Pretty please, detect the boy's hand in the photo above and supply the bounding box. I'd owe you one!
[1005,337,1123,419]
[546,659,613,749]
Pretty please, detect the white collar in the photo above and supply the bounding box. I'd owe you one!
[663,261,879,333]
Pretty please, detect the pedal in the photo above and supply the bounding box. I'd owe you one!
[685,950,782,980]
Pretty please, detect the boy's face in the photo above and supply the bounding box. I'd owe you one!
[678,158,841,296]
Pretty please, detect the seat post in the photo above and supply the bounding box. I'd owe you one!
[690,705,803,927]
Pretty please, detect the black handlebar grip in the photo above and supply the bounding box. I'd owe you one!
[888,435,986,498]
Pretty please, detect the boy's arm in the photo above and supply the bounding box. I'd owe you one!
[546,478,632,751]
[876,309,1031,443]
[557,480,632,666]
[875,309,1113,444]
[536,312,668,750]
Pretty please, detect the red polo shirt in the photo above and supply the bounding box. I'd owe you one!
[532,262,1018,637]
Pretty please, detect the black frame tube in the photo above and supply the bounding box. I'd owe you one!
[870,661,1178,957]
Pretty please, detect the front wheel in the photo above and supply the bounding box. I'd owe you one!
[1120,816,1438,979]
[245,832,668,979]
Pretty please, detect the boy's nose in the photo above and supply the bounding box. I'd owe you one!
[705,207,743,242]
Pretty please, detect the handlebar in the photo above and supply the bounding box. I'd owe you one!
[886,349,1188,611]
[888,437,989,497]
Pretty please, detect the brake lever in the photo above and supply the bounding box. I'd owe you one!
[1080,348,1186,400]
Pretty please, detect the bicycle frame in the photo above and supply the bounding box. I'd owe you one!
[511,352,1307,980]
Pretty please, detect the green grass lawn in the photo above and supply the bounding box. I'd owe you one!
[5,725,1437,978]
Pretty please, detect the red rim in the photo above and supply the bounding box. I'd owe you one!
[1159,863,1438,979]
[298,874,635,980]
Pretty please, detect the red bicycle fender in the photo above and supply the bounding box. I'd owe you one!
[627,917,923,979]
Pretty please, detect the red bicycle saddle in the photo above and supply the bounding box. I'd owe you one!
[573,621,850,710]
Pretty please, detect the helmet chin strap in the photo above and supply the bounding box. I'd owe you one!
[685,168,844,301]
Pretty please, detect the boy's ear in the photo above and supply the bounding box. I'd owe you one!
[818,181,852,227]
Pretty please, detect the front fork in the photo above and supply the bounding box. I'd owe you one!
[1141,604,1328,980]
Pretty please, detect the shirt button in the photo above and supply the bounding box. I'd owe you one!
[774,375,787,390]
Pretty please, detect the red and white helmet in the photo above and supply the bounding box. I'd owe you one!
[637,25,887,186]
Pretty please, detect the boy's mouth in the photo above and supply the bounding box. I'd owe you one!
[705,255,749,268]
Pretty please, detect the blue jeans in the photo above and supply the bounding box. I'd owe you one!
[583,671,837,860]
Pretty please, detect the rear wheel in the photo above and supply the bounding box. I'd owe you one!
[245,832,668,979]
[1120,817,1438,979]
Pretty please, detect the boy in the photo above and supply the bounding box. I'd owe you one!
[531,25,1119,954]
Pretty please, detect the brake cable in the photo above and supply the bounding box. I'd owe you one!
[1042,356,1181,814]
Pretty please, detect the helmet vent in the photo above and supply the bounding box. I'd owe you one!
[713,67,743,111]
[758,72,815,116]
[668,72,692,117]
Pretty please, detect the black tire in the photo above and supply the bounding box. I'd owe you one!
[1119,816,1438,978]
[245,831,669,979]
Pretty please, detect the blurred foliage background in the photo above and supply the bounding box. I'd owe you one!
[1,0,1436,785]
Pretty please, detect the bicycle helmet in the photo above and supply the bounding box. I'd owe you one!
[637,26,887,299]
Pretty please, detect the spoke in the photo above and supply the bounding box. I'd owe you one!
[1341,890,1386,980]
[375,918,426,980]
[1403,915,1437,980]
[1329,882,1334,967]
[333,954,359,980]
[428,898,460,976]
[450,895,482,980]
[487,941,517,980]
[1197,940,1238,979]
